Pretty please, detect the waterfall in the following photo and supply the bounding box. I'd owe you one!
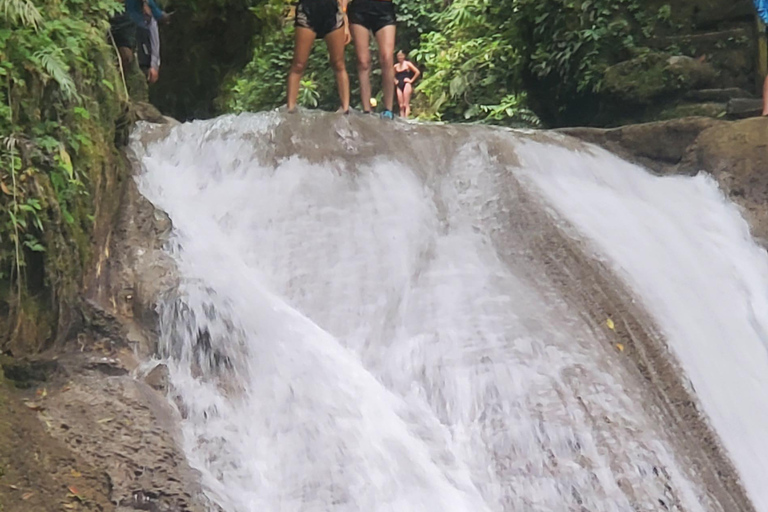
[133,111,768,512]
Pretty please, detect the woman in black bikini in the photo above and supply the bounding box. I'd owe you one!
[287,0,351,113]
[393,51,420,118]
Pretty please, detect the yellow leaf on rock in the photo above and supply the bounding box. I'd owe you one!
[23,401,44,411]
[70,469,82,478]
[616,343,625,352]
[606,318,615,330]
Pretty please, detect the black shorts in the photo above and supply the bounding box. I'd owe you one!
[348,0,396,34]
[109,13,137,49]
[295,0,345,38]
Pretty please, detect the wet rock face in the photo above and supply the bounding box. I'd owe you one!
[62,118,210,510]
[42,363,205,512]
[0,115,209,512]
[86,120,180,360]
[0,367,114,512]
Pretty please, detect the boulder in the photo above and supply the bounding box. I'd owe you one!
[144,363,170,392]
[558,117,723,172]
[657,101,726,120]
[603,52,718,105]
[685,88,754,102]
[727,98,764,119]
[680,117,768,240]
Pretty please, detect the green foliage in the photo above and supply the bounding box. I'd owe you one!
[517,0,646,104]
[392,0,443,52]
[222,22,296,112]
[0,0,124,321]
[224,0,670,126]
[221,16,358,113]
[0,0,42,29]
[411,0,539,125]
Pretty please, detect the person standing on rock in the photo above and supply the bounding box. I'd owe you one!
[287,0,351,113]
[348,0,396,118]
[393,50,419,118]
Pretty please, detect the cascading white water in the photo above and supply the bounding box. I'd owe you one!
[133,112,768,512]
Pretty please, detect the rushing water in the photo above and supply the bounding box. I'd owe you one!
[133,112,768,512]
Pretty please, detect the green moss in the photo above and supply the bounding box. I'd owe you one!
[604,52,672,104]
[603,51,717,105]
[657,101,726,120]
[0,0,130,354]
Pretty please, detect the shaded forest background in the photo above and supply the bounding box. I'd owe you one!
[154,0,759,126]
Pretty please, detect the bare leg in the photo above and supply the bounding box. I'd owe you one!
[351,24,372,111]
[375,25,396,112]
[396,86,405,117]
[403,83,413,118]
[287,27,316,111]
[763,75,768,116]
[325,27,350,112]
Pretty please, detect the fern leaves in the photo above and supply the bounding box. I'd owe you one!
[34,48,80,101]
[0,0,42,29]
[1,0,81,102]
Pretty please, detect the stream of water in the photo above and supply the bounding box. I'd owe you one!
[133,112,768,512]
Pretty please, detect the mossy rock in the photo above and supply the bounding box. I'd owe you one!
[0,357,59,389]
[643,0,754,29]
[603,52,718,105]
[657,102,727,120]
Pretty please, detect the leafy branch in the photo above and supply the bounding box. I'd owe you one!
[0,0,42,29]
[34,48,80,101]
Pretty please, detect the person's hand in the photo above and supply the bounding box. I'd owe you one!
[343,17,351,45]
[404,78,413,84]
[160,11,173,24]
[147,67,159,84]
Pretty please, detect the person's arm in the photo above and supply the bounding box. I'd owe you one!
[407,62,420,83]
[147,0,166,21]
[149,17,161,80]
[758,0,768,23]
[339,0,350,45]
